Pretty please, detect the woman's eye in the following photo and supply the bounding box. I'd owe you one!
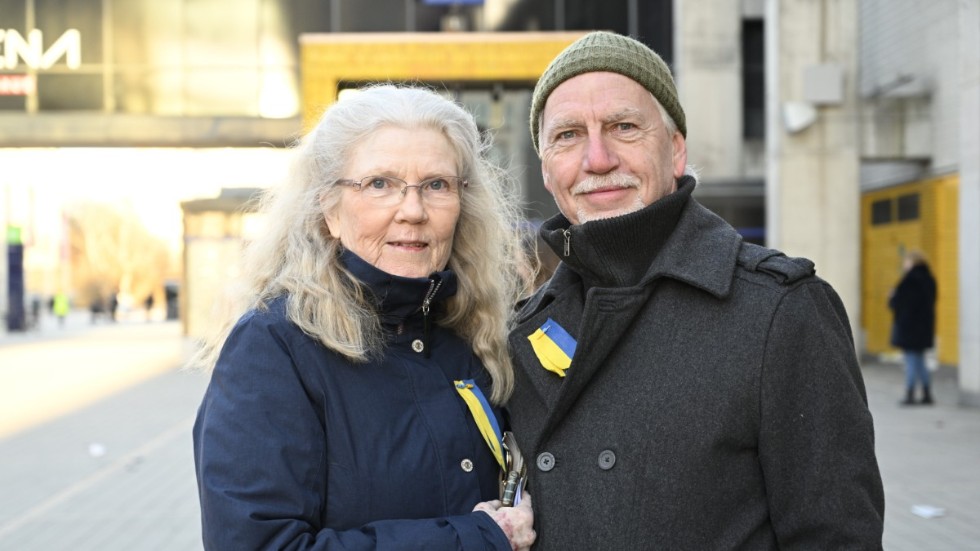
[427,179,447,191]
[367,178,390,190]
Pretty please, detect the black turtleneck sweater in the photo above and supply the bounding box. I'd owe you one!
[540,176,695,289]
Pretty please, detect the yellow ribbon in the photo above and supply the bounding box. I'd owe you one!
[454,380,506,471]
[528,326,573,377]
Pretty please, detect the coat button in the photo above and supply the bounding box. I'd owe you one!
[460,459,474,472]
[536,452,555,472]
[598,449,616,470]
[411,339,424,353]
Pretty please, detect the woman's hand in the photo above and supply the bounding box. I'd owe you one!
[473,492,535,551]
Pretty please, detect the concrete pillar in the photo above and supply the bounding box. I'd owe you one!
[958,0,980,406]
[766,0,861,340]
[1,198,6,335]
[675,0,743,181]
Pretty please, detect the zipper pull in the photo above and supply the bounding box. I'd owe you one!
[563,228,571,257]
[420,275,443,358]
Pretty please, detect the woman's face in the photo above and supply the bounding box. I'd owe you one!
[324,125,463,279]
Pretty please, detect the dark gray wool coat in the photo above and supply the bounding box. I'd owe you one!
[508,179,885,550]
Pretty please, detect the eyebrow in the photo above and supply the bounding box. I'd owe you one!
[600,107,645,125]
[545,117,582,132]
[547,107,647,131]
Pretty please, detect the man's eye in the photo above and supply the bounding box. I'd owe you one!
[617,122,636,131]
[556,130,576,141]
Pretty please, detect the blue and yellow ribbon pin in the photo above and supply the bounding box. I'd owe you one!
[454,379,506,470]
[527,318,577,377]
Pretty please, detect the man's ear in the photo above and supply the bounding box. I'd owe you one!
[671,133,688,179]
[542,172,554,195]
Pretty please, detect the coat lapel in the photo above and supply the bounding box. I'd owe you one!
[542,284,654,443]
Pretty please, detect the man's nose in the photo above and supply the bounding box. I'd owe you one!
[583,134,618,174]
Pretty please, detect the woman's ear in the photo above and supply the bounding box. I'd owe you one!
[320,190,340,238]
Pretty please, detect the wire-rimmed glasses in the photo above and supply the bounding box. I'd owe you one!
[334,175,468,207]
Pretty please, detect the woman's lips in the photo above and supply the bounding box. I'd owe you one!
[389,241,428,250]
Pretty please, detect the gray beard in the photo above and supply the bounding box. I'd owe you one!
[576,195,645,223]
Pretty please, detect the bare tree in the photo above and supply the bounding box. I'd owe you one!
[65,201,173,311]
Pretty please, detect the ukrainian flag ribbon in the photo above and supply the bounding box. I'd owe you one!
[454,379,506,471]
[527,318,577,377]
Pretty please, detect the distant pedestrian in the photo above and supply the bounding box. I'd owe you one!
[144,293,154,322]
[889,249,938,405]
[30,296,41,330]
[108,292,119,322]
[52,292,69,328]
[90,294,105,324]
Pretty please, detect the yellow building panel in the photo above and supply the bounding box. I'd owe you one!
[299,32,585,130]
[861,175,960,366]
[934,176,959,365]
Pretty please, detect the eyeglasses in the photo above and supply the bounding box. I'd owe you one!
[334,175,468,207]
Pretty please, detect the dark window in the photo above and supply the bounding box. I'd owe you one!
[0,94,27,111]
[637,0,674,67]
[494,0,674,66]
[37,74,103,110]
[897,193,920,221]
[742,19,765,139]
[871,199,892,225]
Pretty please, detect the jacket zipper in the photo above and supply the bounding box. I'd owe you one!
[563,228,571,257]
[420,274,443,358]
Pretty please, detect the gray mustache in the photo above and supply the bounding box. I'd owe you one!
[572,173,640,194]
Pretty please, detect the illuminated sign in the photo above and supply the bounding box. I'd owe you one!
[0,29,81,70]
[0,74,35,96]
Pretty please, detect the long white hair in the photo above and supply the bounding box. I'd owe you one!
[192,84,533,404]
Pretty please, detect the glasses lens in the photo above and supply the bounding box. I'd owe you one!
[356,175,464,206]
[359,176,400,203]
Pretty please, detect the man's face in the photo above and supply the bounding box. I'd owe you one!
[538,71,687,225]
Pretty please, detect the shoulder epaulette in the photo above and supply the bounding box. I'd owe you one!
[737,242,815,284]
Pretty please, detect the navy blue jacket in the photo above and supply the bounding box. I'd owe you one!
[889,264,937,350]
[193,251,510,550]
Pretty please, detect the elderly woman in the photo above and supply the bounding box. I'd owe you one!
[192,85,535,550]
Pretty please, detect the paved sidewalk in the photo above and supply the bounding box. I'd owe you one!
[862,361,980,550]
[0,315,209,551]
[0,316,978,550]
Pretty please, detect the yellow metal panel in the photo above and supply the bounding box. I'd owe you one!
[860,175,959,366]
[934,175,959,365]
[299,32,585,131]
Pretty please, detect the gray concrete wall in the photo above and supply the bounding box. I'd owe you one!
[675,0,744,182]
[767,0,861,337]
[958,0,980,406]
[859,0,960,175]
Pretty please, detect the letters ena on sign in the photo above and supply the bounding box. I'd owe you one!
[0,29,81,70]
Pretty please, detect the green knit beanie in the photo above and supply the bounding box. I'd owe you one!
[529,31,686,154]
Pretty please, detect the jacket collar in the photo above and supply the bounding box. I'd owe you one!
[534,177,742,303]
[643,196,742,297]
[340,249,458,326]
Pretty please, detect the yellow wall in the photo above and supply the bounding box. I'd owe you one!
[299,32,585,130]
[861,175,959,365]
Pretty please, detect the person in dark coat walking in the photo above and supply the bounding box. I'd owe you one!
[507,31,884,550]
[192,85,535,551]
[889,249,938,405]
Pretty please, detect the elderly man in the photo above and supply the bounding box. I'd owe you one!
[508,31,884,550]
